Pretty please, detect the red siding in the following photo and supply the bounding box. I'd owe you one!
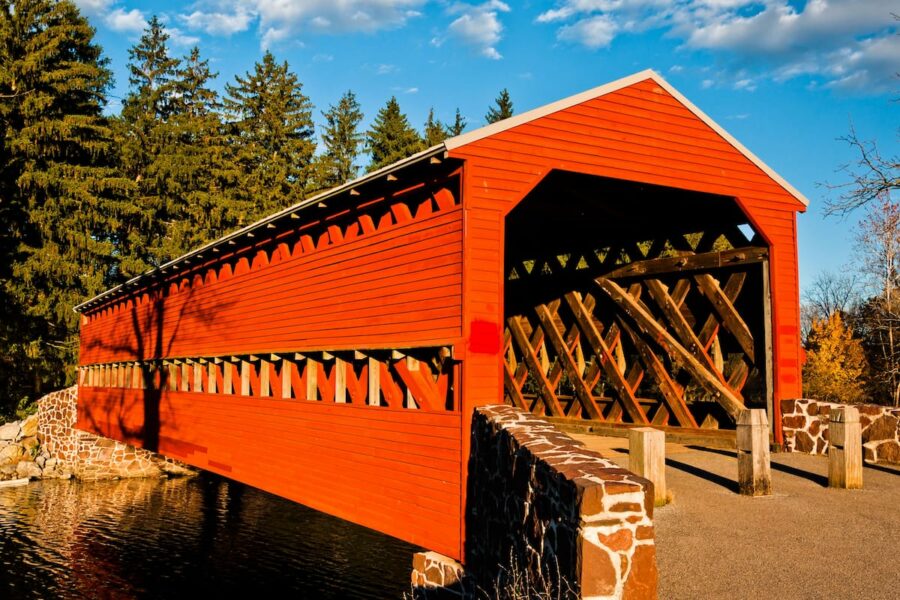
[78,387,462,558]
[80,206,464,364]
[452,77,804,442]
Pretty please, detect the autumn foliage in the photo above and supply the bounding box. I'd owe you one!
[802,313,869,403]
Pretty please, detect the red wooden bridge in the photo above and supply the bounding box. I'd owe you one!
[74,70,806,561]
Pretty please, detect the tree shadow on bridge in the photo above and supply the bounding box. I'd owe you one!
[80,276,232,454]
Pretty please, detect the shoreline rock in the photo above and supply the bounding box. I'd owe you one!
[1,394,196,482]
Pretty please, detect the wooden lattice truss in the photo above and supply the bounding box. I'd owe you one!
[503,245,769,428]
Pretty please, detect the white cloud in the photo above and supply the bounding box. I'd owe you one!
[103,7,146,33]
[535,0,900,91]
[441,1,510,59]
[179,9,254,36]
[73,0,114,13]
[180,0,426,48]
[168,27,202,47]
[557,14,616,49]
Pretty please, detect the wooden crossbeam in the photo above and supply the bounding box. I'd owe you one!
[618,319,698,428]
[604,247,767,279]
[694,273,755,361]
[645,279,723,380]
[563,292,648,424]
[596,277,745,421]
[698,273,746,347]
[535,303,603,420]
[507,315,565,416]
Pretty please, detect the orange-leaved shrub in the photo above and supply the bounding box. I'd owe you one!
[802,312,869,403]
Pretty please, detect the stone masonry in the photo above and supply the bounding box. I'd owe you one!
[411,405,657,599]
[781,399,900,465]
[36,386,190,480]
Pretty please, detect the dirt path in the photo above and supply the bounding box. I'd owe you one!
[571,434,900,600]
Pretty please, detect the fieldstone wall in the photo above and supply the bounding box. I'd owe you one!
[421,405,656,600]
[781,399,900,464]
[0,386,190,482]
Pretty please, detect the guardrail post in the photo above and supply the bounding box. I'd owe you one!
[629,427,666,506]
[829,406,863,489]
[737,409,771,496]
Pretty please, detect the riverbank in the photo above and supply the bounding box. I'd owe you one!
[0,414,70,481]
[1,387,193,483]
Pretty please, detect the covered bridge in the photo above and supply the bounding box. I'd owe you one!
[74,70,807,561]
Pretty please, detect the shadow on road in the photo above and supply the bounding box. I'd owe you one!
[665,458,739,493]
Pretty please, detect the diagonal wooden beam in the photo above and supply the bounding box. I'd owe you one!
[564,292,648,424]
[596,277,745,421]
[698,272,746,347]
[503,360,529,410]
[618,318,699,428]
[507,316,565,416]
[645,279,724,379]
[535,303,604,420]
[694,273,755,361]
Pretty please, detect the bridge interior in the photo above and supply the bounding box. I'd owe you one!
[503,171,773,432]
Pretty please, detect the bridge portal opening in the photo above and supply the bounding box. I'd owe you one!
[503,170,773,431]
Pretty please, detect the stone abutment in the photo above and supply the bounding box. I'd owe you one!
[413,405,658,599]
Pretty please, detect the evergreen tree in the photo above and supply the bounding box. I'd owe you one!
[366,96,423,172]
[165,47,244,256]
[485,88,514,124]
[117,15,182,269]
[423,108,447,147]
[318,90,364,189]
[225,51,316,218]
[447,108,467,137]
[0,0,132,415]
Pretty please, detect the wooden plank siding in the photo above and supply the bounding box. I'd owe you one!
[451,76,804,445]
[78,386,462,558]
[74,72,806,563]
[80,206,464,364]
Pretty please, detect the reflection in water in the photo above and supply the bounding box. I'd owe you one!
[0,474,417,599]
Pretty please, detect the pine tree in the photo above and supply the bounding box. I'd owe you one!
[447,108,467,137]
[318,90,364,189]
[117,15,182,269]
[0,0,133,414]
[366,96,423,172]
[225,51,316,218]
[485,88,514,124]
[164,47,244,256]
[423,108,447,147]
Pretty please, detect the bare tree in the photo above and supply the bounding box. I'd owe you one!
[803,270,860,320]
[823,125,899,217]
[853,196,900,406]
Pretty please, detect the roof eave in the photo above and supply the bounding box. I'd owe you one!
[74,144,447,313]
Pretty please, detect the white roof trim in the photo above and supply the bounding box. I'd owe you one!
[444,68,809,207]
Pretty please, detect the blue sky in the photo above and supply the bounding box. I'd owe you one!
[73,0,898,294]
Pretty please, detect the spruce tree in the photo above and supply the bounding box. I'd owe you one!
[118,15,181,269]
[447,108,467,137]
[318,90,364,189]
[485,88,514,124]
[225,51,316,218]
[165,47,244,256]
[0,0,132,413]
[423,108,447,147]
[366,96,423,172]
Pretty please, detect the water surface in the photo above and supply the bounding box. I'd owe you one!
[0,474,417,599]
